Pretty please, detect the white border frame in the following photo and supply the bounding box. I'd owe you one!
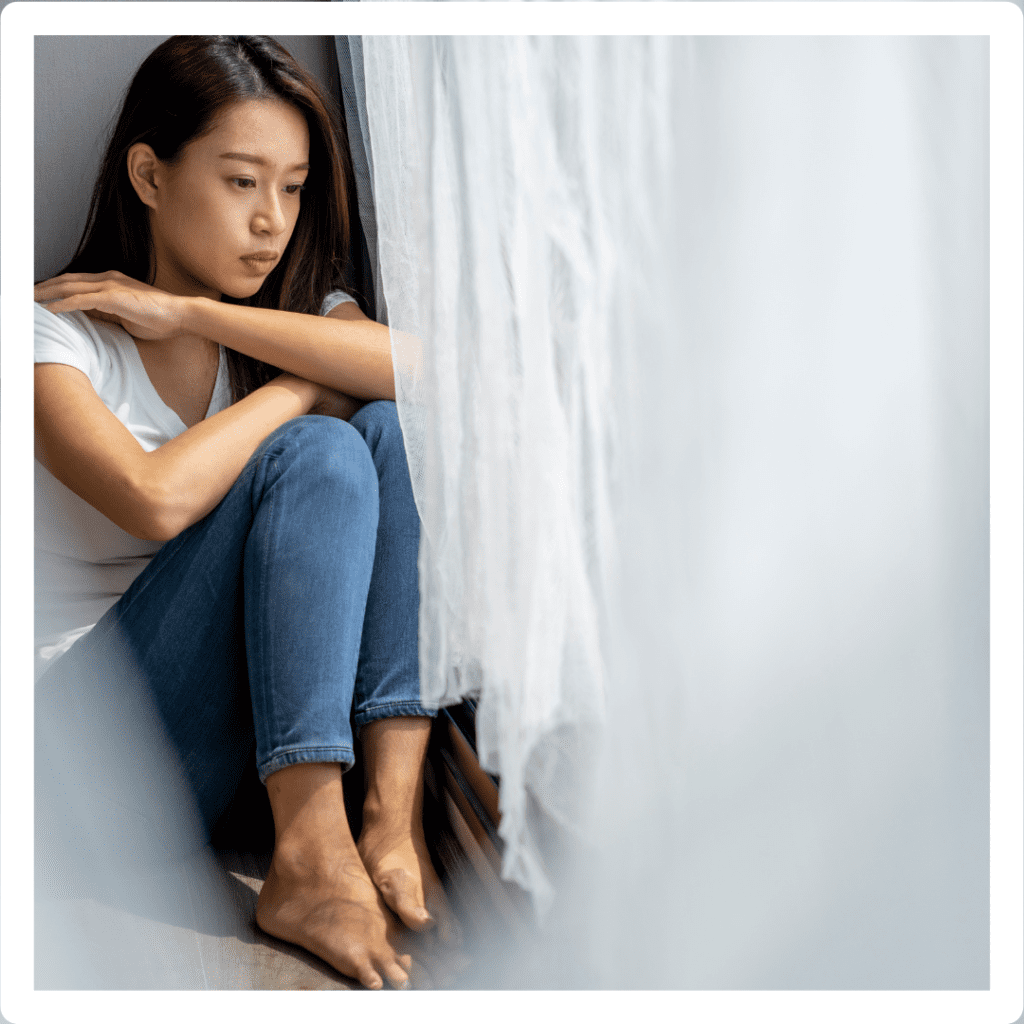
[2,4,1021,1022]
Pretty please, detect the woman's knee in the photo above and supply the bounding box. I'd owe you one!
[257,415,379,503]
[351,400,402,446]
[350,401,412,478]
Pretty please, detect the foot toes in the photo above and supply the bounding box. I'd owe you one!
[382,960,410,990]
[357,960,384,990]
[400,901,433,931]
[378,870,433,931]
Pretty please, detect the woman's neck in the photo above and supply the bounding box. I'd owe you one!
[150,257,221,304]
[133,332,222,429]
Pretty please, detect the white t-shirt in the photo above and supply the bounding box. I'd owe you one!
[34,289,357,678]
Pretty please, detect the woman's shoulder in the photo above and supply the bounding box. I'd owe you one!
[35,303,133,385]
[320,289,358,317]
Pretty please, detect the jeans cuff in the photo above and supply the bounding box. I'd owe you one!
[353,700,437,734]
[257,745,356,784]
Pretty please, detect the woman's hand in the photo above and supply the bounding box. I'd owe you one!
[308,382,366,422]
[34,271,190,341]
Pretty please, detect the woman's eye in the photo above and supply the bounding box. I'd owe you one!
[232,177,256,189]
[284,183,305,195]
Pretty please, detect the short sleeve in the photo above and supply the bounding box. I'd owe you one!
[320,289,358,317]
[34,304,103,386]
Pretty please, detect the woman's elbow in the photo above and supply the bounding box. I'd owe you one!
[119,507,182,544]
[134,512,184,544]
[120,477,190,543]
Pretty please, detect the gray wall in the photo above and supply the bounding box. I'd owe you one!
[33,35,341,283]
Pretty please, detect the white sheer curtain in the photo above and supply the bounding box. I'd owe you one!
[366,35,620,909]
[363,35,989,985]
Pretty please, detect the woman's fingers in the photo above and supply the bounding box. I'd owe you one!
[35,281,112,301]
[34,272,171,319]
[37,292,134,329]
[34,271,136,302]
[35,280,185,341]
[35,282,147,307]
[35,282,106,304]
[34,285,123,328]
[39,270,125,281]
[38,270,132,285]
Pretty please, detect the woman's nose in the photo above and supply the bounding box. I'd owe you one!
[252,192,287,236]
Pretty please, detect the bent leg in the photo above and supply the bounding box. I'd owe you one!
[347,403,457,947]
[243,416,379,783]
[233,416,411,986]
[348,400,431,728]
[48,416,380,830]
[39,415,414,985]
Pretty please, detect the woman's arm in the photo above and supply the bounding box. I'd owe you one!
[35,361,344,542]
[185,296,396,401]
[35,272,396,401]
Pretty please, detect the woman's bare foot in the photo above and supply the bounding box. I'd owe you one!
[358,717,462,948]
[358,800,460,945]
[255,762,412,990]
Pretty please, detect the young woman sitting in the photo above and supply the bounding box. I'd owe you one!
[34,34,456,990]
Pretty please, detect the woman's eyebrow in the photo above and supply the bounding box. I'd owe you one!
[218,152,310,171]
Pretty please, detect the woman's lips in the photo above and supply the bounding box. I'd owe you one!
[240,251,279,272]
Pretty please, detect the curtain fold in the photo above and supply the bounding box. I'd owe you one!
[334,33,386,323]
[364,36,617,908]
[359,34,989,984]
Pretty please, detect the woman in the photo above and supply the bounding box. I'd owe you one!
[33,35,453,990]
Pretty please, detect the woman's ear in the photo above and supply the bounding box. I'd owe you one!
[126,143,162,210]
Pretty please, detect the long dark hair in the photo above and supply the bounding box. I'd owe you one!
[62,35,359,401]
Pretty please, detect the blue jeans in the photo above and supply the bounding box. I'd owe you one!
[36,401,432,837]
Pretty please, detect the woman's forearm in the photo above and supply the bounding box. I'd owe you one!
[142,373,322,539]
[184,298,397,402]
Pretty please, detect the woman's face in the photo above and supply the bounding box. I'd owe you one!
[146,98,311,300]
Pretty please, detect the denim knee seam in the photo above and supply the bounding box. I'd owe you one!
[258,744,356,783]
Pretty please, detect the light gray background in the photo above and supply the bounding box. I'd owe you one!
[33,35,342,284]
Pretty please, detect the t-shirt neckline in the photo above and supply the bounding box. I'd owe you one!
[122,332,228,435]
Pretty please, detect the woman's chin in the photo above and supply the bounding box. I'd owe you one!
[221,279,267,301]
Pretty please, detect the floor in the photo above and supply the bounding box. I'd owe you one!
[35,711,534,990]
[214,848,358,990]
[36,847,345,989]
[205,791,535,991]
[37,810,531,989]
